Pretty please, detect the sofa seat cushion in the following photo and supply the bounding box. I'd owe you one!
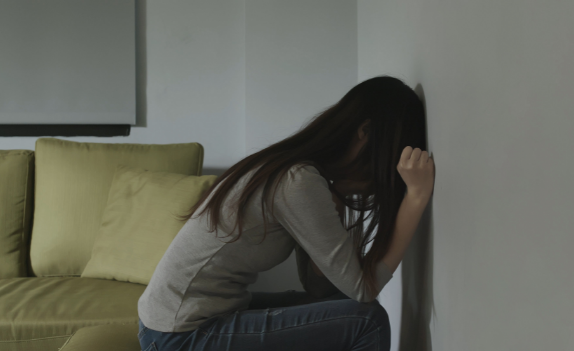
[59,323,140,351]
[0,277,146,343]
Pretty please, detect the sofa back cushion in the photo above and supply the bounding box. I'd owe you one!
[81,165,217,285]
[0,150,34,278]
[29,138,204,277]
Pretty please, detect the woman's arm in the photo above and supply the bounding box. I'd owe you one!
[274,165,392,302]
[313,189,430,276]
[294,190,346,297]
[380,193,429,274]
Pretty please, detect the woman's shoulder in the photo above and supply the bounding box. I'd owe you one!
[289,162,320,174]
[280,162,330,189]
[282,162,322,180]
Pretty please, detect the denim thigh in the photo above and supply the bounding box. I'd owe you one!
[138,317,211,351]
[138,290,390,351]
[185,296,389,351]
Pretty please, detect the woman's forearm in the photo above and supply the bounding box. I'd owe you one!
[381,193,429,274]
[316,191,429,278]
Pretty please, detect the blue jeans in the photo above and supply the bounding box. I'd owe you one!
[138,290,390,351]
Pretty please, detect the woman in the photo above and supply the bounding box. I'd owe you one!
[137,75,435,351]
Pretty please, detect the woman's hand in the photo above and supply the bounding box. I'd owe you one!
[397,146,435,200]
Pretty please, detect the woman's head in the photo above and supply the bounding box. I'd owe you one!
[178,75,426,299]
[308,75,426,184]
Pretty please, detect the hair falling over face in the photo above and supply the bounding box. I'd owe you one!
[176,75,427,300]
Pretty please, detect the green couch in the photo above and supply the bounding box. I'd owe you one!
[0,138,210,351]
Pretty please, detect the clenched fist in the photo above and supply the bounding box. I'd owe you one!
[397,146,435,200]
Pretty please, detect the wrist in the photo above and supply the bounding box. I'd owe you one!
[405,191,431,205]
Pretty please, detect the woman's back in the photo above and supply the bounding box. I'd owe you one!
[137,163,294,333]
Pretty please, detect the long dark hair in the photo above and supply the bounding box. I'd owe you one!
[177,75,426,299]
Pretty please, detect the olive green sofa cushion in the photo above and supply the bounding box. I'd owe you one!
[0,150,34,279]
[82,164,217,285]
[0,277,146,351]
[59,323,140,351]
[29,138,204,277]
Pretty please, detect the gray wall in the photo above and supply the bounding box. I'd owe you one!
[0,0,135,125]
[358,0,574,350]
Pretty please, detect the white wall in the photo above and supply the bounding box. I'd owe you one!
[358,0,574,350]
[245,0,357,154]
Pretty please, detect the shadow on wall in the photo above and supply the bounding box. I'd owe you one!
[398,84,436,351]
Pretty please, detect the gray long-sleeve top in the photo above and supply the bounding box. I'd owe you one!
[137,163,394,333]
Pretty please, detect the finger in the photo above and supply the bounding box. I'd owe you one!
[401,146,413,159]
[400,146,413,164]
[420,150,429,163]
[411,148,422,161]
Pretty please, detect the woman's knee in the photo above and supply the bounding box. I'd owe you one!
[335,298,390,329]
[363,299,390,329]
